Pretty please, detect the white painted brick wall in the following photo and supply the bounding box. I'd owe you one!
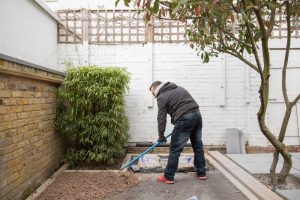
[51,0,300,146]
[57,41,300,146]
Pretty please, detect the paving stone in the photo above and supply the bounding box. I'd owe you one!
[227,153,300,175]
[277,189,300,200]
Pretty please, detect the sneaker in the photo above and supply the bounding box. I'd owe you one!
[197,175,208,180]
[157,175,175,184]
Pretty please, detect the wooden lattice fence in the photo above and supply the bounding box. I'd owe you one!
[57,9,300,44]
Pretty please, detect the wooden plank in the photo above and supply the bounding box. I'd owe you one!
[137,11,139,42]
[90,33,145,36]
[97,9,100,44]
[89,41,145,44]
[279,9,282,39]
[73,10,76,42]
[113,9,115,42]
[177,20,179,42]
[121,10,124,43]
[82,9,89,42]
[161,20,163,42]
[105,10,108,43]
[169,20,172,42]
[90,25,146,29]
[295,17,299,38]
[66,10,69,42]
[129,9,131,42]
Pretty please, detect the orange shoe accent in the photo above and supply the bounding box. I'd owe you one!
[197,175,208,180]
[157,175,175,184]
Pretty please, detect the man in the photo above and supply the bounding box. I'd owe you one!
[149,81,207,184]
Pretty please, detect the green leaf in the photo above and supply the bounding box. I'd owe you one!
[115,0,121,7]
[124,0,130,7]
[153,0,159,14]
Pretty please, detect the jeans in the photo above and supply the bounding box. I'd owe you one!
[164,111,206,181]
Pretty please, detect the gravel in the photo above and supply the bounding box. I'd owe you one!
[36,171,139,200]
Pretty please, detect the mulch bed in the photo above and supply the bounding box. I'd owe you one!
[37,171,139,200]
[254,174,300,190]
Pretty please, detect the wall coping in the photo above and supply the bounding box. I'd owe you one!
[0,54,65,84]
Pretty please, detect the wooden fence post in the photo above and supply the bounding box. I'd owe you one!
[82,9,89,66]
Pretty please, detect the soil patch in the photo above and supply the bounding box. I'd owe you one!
[254,174,300,190]
[71,155,126,170]
[37,171,138,200]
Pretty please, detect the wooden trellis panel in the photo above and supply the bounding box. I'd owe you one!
[153,18,187,43]
[57,9,300,44]
[89,9,147,44]
[271,9,300,39]
[57,10,83,43]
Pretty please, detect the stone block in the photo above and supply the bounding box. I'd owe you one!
[28,98,37,104]
[0,82,5,90]
[5,129,16,138]
[0,91,12,97]
[23,105,32,112]
[17,112,28,119]
[9,106,23,113]
[12,120,27,129]
[11,91,23,98]
[0,106,5,114]
[4,98,17,106]
[17,98,28,105]
[0,122,12,131]
[4,114,17,122]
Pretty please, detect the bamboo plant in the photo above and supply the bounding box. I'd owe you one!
[55,66,130,168]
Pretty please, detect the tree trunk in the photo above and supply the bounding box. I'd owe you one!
[278,156,292,184]
[257,83,292,184]
[274,107,293,184]
[255,23,292,184]
[270,150,279,188]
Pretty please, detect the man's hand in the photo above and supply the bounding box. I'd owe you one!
[157,135,167,144]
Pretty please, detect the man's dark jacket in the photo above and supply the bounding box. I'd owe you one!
[156,82,199,136]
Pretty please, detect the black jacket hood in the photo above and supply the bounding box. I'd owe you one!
[157,82,177,97]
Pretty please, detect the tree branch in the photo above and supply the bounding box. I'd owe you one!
[291,94,300,107]
[217,45,259,73]
[282,0,291,107]
[210,20,253,49]
[242,0,263,74]
[266,6,276,37]
[251,0,271,99]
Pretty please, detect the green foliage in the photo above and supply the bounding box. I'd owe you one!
[122,0,300,65]
[55,66,130,168]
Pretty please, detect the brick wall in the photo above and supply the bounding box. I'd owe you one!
[0,59,65,200]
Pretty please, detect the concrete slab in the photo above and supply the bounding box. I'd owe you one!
[107,171,249,200]
[227,153,300,174]
[208,151,283,200]
[227,153,300,200]
[293,173,300,179]
[277,189,300,200]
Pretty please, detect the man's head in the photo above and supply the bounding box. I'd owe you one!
[149,81,162,96]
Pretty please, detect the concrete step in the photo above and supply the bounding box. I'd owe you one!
[207,151,283,200]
